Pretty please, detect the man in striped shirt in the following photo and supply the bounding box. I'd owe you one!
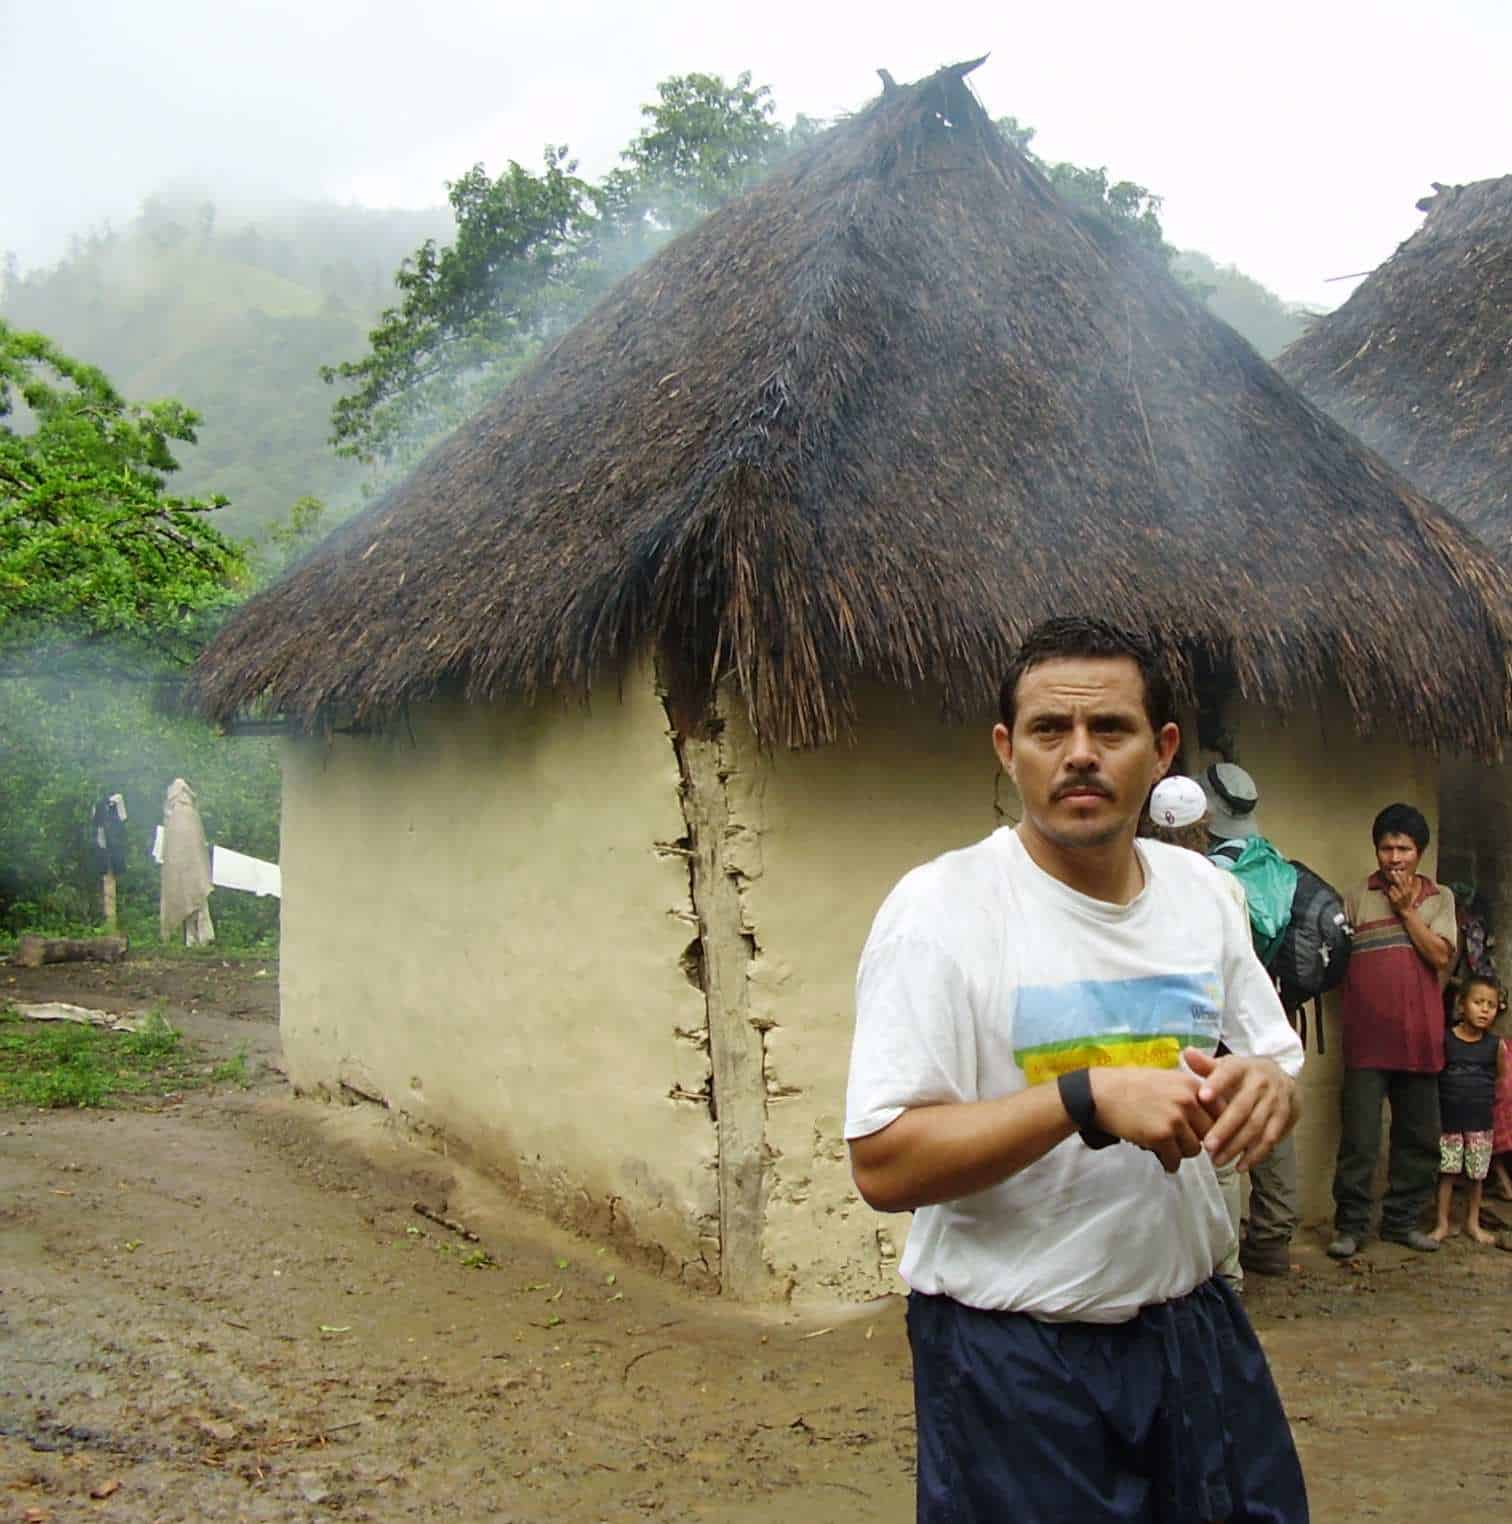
[1328,803,1457,1257]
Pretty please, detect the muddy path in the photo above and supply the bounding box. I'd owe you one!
[3,956,1511,1522]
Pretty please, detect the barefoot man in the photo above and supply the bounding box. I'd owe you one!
[846,616,1308,1523]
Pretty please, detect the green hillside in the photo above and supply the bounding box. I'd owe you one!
[2,197,449,539]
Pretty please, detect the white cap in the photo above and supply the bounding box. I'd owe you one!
[1149,776,1208,830]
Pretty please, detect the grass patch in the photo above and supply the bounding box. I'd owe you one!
[209,1048,253,1089]
[0,1007,230,1109]
[0,899,278,959]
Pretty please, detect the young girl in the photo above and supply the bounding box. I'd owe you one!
[1432,974,1509,1244]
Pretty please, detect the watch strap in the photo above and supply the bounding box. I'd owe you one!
[1057,1067,1120,1150]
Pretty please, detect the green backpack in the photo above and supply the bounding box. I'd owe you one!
[1210,836,1299,965]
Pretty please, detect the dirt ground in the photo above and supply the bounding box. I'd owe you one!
[3,957,1512,1523]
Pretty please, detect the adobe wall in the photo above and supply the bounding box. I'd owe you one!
[715,683,1010,1301]
[278,665,720,1286]
[279,672,1441,1302]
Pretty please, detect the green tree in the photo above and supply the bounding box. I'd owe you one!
[996,116,1166,253]
[322,149,598,465]
[0,671,282,944]
[0,324,279,942]
[326,71,805,468]
[254,492,326,580]
[0,321,246,659]
[609,70,787,233]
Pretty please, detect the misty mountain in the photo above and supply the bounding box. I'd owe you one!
[1,194,451,538]
[1172,250,1319,358]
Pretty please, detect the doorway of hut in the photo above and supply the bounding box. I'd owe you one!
[1438,756,1512,995]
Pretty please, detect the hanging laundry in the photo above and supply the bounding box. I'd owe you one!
[159,778,215,946]
[90,792,129,877]
[211,845,281,898]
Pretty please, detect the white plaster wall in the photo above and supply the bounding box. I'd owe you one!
[1198,700,1441,1228]
[277,667,1444,1300]
[719,683,1009,1301]
[723,687,1439,1299]
[278,667,719,1282]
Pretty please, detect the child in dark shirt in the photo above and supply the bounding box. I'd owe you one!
[1431,975,1508,1244]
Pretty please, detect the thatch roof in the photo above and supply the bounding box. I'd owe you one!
[1277,176,1512,559]
[192,63,1512,755]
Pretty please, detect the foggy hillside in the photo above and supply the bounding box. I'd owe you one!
[1,194,452,538]
[1171,251,1319,358]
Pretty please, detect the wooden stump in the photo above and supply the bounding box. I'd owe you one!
[13,935,129,969]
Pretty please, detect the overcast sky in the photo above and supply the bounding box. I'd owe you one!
[4,0,1508,307]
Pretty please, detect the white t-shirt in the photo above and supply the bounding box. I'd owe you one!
[845,827,1304,1323]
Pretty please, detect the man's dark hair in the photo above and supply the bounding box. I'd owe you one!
[999,616,1175,733]
[1371,802,1430,852]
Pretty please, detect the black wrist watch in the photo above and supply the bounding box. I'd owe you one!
[1057,1067,1121,1150]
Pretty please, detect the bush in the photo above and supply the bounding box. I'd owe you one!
[0,670,281,951]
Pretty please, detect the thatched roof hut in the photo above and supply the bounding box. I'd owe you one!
[1277,175,1512,560]
[194,65,1512,1301]
[194,62,1511,756]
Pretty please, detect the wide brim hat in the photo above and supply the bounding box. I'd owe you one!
[1200,762,1261,840]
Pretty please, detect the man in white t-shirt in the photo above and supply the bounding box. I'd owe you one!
[846,616,1308,1523]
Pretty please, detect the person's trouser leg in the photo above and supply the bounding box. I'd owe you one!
[1245,1132,1299,1248]
[1333,1067,1387,1239]
[906,1284,1309,1523]
[1380,1070,1442,1238]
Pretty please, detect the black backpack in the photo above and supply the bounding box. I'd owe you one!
[1270,861,1352,1014]
[1211,844,1352,1042]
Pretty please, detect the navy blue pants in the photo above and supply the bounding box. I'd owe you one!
[908,1278,1308,1523]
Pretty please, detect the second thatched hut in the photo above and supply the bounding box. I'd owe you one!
[1279,175,1512,984]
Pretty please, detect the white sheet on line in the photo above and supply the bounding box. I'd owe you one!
[210,845,282,898]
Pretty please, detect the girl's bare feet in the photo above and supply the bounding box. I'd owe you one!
[1469,1223,1498,1245]
[1429,1222,1457,1242]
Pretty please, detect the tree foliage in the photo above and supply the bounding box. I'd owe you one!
[0,324,300,942]
[0,670,281,943]
[2,197,451,539]
[608,71,787,232]
[0,321,246,657]
[322,151,598,465]
[996,116,1166,253]
[324,72,803,467]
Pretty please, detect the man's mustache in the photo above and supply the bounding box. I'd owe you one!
[1052,779,1113,801]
